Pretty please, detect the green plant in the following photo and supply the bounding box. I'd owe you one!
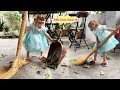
[3,11,21,23]
[94,11,106,14]
[59,23,64,29]
[12,25,19,30]
[59,23,70,29]
[3,11,21,31]
[0,22,4,32]
[80,23,84,28]
[3,25,9,32]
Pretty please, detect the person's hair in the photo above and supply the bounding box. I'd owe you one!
[34,14,45,22]
[88,20,99,27]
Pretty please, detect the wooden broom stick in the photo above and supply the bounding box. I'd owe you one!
[16,11,28,57]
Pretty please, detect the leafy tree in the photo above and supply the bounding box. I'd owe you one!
[94,11,106,14]
[3,11,22,30]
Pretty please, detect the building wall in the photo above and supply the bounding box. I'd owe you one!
[106,11,116,28]
[116,11,120,26]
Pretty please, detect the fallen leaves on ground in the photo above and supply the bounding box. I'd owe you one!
[82,64,92,69]
[69,59,76,63]
[101,55,111,60]
[106,56,111,60]
[42,63,47,69]
[45,74,51,79]
[115,58,120,60]
[61,63,68,67]
[37,71,40,74]
[74,71,80,74]
[100,71,104,76]
[32,56,36,58]
[31,66,38,70]
[0,54,7,58]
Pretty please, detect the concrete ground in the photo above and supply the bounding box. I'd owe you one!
[0,38,120,79]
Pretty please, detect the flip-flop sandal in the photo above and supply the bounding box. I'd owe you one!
[25,57,30,61]
[101,61,108,67]
[90,59,96,65]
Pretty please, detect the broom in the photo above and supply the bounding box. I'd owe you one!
[0,11,29,79]
[74,29,117,65]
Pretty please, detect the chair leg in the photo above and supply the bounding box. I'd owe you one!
[69,43,72,48]
[73,39,77,52]
[81,34,90,49]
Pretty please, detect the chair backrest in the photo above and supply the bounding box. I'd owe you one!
[68,25,77,40]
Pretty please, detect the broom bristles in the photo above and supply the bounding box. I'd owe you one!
[0,58,28,79]
[74,57,87,65]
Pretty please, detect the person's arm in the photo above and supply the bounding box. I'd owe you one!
[104,28,116,31]
[104,28,119,33]
[44,32,54,42]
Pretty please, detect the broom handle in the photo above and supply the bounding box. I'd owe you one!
[86,31,116,59]
[16,11,28,57]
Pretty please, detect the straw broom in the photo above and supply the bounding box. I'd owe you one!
[74,30,117,65]
[0,11,29,79]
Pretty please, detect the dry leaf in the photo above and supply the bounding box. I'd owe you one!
[37,71,40,74]
[32,56,36,58]
[82,64,91,68]
[61,63,68,67]
[42,63,46,69]
[106,56,111,60]
[31,66,38,70]
[74,71,80,74]
[69,59,76,63]
[45,74,51,79]
[115,58,120,60]
[100,71,104,76]
[0,54,7,58]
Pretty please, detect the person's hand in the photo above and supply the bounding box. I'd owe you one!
[51,39,57,43]
[115,28,119,34]
[115,25,120,34]
[114,29,119,34]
